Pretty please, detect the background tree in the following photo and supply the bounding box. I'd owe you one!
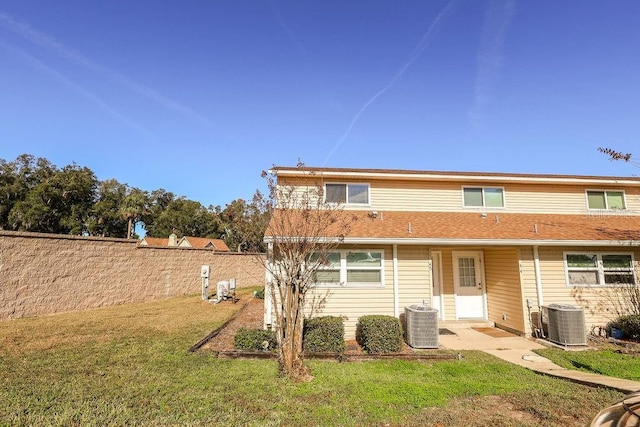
[261,164,357,380]
[56,164,98,234]
[0,155,54,229]
[219,190,270,252]
[119,188,147,239]
[141,189,175,233]
[0,153,269,242]
[144,197,219,238]
[7,163,96,234]
[87,179,129,237]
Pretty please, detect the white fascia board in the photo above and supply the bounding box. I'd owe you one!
[265,236,640,246]
[273,169,640,186]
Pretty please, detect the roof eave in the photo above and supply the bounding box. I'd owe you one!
[271,167,640,186]
[264,236,640,247]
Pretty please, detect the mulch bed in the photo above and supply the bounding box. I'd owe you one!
[196,296,457,360]
[588,334,640,355]
[197,295,264,353]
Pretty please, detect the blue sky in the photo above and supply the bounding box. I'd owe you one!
[1,1,639,208]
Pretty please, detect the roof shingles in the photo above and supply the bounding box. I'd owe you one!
[267,210,640,243]
[182,236,230,251]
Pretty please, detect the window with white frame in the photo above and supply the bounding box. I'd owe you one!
[586,190,626,210]
[325,183,369,205]
[463,187,504,208]
[310,252,341,284]
[312,250,383,286]
[565,252,636,286]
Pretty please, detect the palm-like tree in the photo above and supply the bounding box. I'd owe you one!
[119,189,147,239]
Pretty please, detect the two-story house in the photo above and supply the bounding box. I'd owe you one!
[263,166,640,339]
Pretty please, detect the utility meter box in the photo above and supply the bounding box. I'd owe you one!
[200,265,210,278]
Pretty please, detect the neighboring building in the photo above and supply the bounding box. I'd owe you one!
[139,236,172,247]
[264,166,640,339]
[178,236,231,252]
[139,234,230,252]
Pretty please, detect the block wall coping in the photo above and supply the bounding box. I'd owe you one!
[0,230,265,256]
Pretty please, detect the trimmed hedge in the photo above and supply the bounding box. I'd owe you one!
[233,328,277,351]
[303,316,345,353]
[356,315,403,354]
[254,288,265,300]
[609,314,640,341]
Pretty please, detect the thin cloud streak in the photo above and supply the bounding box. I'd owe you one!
[0,11,212,127]
[322,0,461,166]
[0,40,154,137]
[269,0,318,82]
[469,0,516,129]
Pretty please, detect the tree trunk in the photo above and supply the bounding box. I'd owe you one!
[126,218,133,239]
[276,283,309,380]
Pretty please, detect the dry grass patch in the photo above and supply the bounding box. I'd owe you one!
[0,290,250,355]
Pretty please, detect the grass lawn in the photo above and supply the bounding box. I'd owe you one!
[535,346,640,381]
[0,290,623,426]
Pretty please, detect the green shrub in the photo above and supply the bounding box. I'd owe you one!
[254,288,265,299]
[356,315,403,354]
[303,316,345,353]
[233,328,277,351]
[611,314,640,340]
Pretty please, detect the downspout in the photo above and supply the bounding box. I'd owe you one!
[393,244,399,317]
[265,242,273,328]
[533,245,544,307]
[533,245,545,338]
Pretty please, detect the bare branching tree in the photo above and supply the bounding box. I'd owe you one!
[598,147,640,167]
[572,281,640,321]
[574,149,640,324]
[261,163,357,380]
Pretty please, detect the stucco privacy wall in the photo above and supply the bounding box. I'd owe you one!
[0,231,265,320]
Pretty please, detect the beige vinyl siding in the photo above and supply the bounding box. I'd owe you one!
[484,247,524,333]
[306,245,394,339]
[518,247,542,336]
[396,246,432,310]
[276,181,321,207]
[438,249,457,321]
[535,246,640,332]
[284,176,640,214]
[373,181,462,212]
[374,180,640,214]
[307,286,395,340]
[501,184,640,214]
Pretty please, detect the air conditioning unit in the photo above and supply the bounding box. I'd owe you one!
[542,304,586,346]
[405,304,439,348]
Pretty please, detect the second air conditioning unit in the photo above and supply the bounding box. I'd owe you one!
[542,304,586,346]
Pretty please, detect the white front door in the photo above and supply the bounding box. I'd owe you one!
[452,251,486,319]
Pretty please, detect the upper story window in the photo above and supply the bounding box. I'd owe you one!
[325,183,369,205]
[586,190,625,210]
[463,187,504,208]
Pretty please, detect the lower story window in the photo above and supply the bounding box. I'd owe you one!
[565,252,636,286]
[313,250,384,286]
[311,252,341,284]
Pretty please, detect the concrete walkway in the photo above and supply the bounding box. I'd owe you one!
[438,326,640,394]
